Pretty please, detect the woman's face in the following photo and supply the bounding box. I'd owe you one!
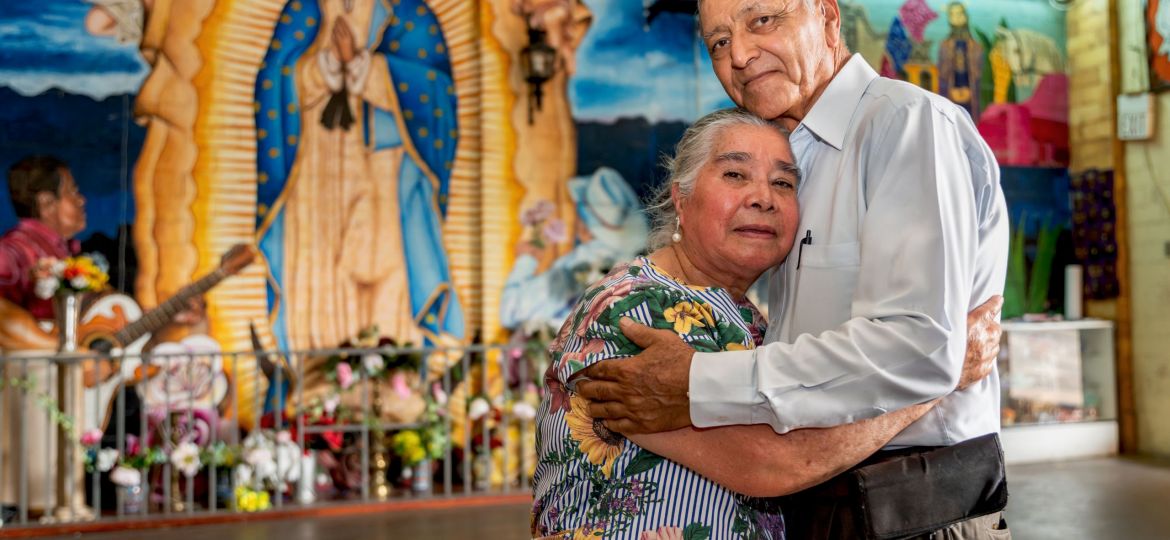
[677,124,799,284]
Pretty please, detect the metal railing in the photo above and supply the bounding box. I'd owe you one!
[0,343,545,529]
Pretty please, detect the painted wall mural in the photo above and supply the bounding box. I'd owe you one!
[0,0,1070,431]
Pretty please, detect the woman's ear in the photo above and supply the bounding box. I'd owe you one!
[671,183,683,226]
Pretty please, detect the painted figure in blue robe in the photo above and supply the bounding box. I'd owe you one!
[938,2,984,121]
[253,0,464,373]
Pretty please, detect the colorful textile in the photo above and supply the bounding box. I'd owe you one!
[532,257,783,539]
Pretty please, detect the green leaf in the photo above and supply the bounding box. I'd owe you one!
[1004,214,1028,319]
[568,359,585,374]
[628,265,642,277]
[689,339,720,353]
[609,294,649,317]
[622,449,664,478]
[683,523,713,540]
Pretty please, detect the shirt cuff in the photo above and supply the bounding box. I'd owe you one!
[688,349,761,428]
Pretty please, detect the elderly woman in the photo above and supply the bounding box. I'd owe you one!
[531,108,938,539]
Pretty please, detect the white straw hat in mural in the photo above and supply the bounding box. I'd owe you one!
[567,167,649,249]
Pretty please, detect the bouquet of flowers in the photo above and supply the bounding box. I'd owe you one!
[233,429,301,494]
[519,199,566,250]
[391,389,450,467]
[324,326,423,388]
[33,253,110,299]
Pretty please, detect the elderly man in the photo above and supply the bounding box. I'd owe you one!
[576,0,1011,538]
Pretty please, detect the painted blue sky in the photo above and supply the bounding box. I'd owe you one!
[571,0,734,123]
[570,0,1066,123]
[0,1,148,99]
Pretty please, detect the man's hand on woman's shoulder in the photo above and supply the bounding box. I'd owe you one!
[573,317,694,435]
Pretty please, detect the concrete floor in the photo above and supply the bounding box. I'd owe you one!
[35,457,1170,540]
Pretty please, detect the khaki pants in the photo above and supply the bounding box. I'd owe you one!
[913,512,1012,540]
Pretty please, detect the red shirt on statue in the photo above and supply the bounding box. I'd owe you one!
[0,218,81,321]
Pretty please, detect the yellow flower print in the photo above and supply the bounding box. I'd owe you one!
[724,342,747,351]
[565,395,623,478]
[663,301,714,335]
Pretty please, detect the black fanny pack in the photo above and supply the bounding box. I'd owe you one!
[851,432,1010,539]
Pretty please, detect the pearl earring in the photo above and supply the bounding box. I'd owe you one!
[671,217,682,243]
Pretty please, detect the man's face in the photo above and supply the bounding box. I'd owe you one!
[699,0,839,122]
[40,169,87,239]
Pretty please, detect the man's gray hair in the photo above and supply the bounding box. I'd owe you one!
[646,108,791,251]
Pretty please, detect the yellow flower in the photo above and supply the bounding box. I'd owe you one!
[571,528,604,539]
[725,342,747,351]
[565,395,623,478]
[663,301,713,335]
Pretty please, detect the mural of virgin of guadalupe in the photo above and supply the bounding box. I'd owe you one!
[937,2,984,122]
[254,0,464,352]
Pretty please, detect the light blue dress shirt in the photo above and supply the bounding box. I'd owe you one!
[689,54,1010,448]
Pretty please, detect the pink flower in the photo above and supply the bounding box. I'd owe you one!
[431,382,448,406]
[126,434,141,456]
[390,371,411,398]
[580,338,606,355]
[542,218,567,244]
[578,279,636,337]
[640,526,685,540]
[80,428,103,447]
[336,362,354,390]
[520,200,557,226]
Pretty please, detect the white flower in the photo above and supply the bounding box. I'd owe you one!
[244,446,273,467]
[323,393,341,415]
[70,276,90,290]
[361,353,384,375]
[234,463,253,486]
[254,458,278,485]
[276,430,292,445]
[431,383,448,406]
[50,260,66,276]
[275,440,301,486]
[468,397,491,421]
[511,402,537,421]
[109,466,141,487]
[34,277,59,299]
[170,441,202,477]
[97,448,120,472]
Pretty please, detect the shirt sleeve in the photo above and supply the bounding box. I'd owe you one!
[690,99,985,432]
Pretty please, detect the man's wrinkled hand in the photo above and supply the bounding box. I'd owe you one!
[572,318,694,435]
[959,295,1003,390]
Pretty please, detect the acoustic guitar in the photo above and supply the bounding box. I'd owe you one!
[80,244,255,432]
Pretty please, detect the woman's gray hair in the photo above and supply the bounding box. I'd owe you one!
[646,107,791,250]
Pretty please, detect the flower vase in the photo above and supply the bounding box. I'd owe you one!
[411,459,432,493]
[53,292,82,353]
[121,483,144,514]
[297,452,316,505]
[473,453,490,491]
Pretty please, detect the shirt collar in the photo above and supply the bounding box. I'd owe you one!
[796,54,879,151]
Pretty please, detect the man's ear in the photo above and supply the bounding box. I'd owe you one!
[821,0,843,50]
[34,192,56,219]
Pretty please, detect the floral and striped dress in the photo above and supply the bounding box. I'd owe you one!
[531,257,784,540]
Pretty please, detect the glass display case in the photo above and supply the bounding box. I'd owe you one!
[997,319,1118,464]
